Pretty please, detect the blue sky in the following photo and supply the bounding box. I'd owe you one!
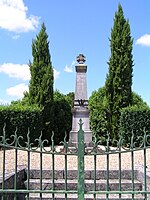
[0,0,150,106]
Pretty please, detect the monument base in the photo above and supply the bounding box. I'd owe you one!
[69,130,93,147]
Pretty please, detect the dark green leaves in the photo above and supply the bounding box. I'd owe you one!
[105,4,133,141]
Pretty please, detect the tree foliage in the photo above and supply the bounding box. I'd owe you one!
[132,92,149,108]
[120,106,150,146]
[89,87,108,143]
[53,90,72,144]
[0,104,42,146]
[105,4,134,140]
[27,23,54,139]
[28,23,53,107]
[89,87,149,144]
[65,92,74,107]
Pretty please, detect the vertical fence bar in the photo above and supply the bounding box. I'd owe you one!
[143,130,147,200]
[106,134,110,200]
[2,146,6,200]
[64,134,68,200]
[1,125,6,200]
[106,153,109,200]
[78,119,84,200]
[14,131,18,200]
[14,148,18,200]
[131,131,135,200]
[144,147,147,200]
[118,142,122,199]
[51,132,55,200]
[93,143,97,200]
[27,147,30,200]
[131,149,134,199]
[26,130,31,200]
[40,135,43,200]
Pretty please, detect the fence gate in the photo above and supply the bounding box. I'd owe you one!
[0,119,150,199]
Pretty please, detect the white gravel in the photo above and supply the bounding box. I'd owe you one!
[0,146,150,173]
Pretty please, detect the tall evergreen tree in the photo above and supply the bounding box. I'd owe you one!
[105,4,133,141]
[28,23,54,139]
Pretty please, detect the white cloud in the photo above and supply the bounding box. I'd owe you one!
[64,65,73,73]
[5,67,60,98]
[0,0,40,33]
[53,68,60,79]
[6,83,29,98]
[0,63,30,81]
[136,34,150,46]
[64,61,75,73]
[0,63,60,81]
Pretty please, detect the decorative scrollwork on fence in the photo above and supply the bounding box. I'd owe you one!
[0,122,150,155]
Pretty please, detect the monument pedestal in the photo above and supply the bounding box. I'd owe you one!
[69,107,92,147]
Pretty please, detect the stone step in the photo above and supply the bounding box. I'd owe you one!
[26,193,145,200]
[27,169,137,180]
[24,178,142,191]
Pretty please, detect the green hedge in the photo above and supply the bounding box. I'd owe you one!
[120,106,150,146]
[0,105,43,147]
[53,92,72,144]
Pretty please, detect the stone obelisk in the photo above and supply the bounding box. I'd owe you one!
[69,54,92,147]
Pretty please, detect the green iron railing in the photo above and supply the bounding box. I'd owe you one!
[0,120,150,199]
[78,119,84,199]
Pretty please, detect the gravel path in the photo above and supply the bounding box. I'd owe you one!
[0,146,150,173]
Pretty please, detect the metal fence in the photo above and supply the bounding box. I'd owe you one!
[0,119,150,199]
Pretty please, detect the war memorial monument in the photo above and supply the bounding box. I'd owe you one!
[69,54,93,147]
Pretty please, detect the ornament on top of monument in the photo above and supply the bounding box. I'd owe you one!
[76,54,86,64]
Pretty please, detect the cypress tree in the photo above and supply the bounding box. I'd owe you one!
[105,4,133,141]
[28,23,54,139]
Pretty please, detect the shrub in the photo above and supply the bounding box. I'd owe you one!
[0,105,43,147]
[120,106,150,146]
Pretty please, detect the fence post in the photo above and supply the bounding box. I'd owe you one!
[78,119,84,199]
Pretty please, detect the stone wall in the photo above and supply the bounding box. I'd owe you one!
[0,166,26,200]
